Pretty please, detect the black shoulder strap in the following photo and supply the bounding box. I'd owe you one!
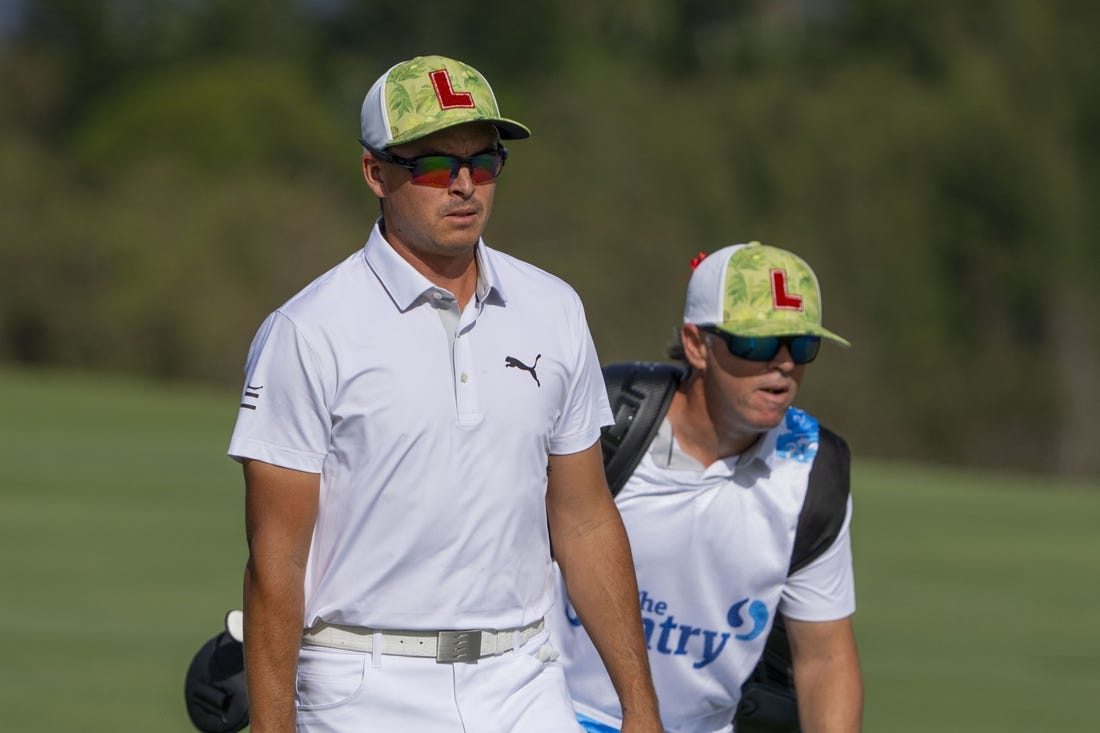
[789,424,851,574]
[600,361,683,497]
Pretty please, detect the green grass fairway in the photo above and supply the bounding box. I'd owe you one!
[0,366,246,732]
[1,366,1097,731]
[852,462,1099,731]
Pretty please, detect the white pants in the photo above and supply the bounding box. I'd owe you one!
[295,628,583,732]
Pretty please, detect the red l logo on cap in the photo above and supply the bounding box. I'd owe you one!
[771,270,803,310]
[429,69,475,110]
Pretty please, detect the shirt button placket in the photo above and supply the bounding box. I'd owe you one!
[454,328,481,426]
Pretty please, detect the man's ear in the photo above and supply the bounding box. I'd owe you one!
[682,324,709,372]
[362,152,387,198]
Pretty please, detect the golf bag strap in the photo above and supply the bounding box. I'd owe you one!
[600,362,683,497]
[789,425,851,574]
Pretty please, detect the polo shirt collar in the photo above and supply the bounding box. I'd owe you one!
[362,219,505,311]
[475,242,507,306]
[651,417,773,482]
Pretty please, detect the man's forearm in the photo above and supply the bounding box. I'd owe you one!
[788,617,863,733]
[241,460,319,732]
[553,505,661,725]
[794,660,862,733]
[243,558,305,733]
[545,444,662,731]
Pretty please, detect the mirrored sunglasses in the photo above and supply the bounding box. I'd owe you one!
[361,141,507,187]
[700,326,821,364]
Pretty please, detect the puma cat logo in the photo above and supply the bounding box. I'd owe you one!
[505,354,541,387]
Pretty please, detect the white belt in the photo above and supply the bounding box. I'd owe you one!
[301,618,545,663]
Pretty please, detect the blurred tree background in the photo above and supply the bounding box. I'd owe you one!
[1,0,1097,476]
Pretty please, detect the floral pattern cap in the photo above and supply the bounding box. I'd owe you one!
[683,242,851,346]
[360,55,531,149]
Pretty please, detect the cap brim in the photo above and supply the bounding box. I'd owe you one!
[492,118,531,140]
[713,320,851,348]
[389,117,531,147]
[811,327,851,348]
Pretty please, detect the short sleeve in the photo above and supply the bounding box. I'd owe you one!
[227,311,330,473]
[548,298,613,455]
[779,495,857,622]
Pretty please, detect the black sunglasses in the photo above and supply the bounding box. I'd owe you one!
[360,141,508,187]
[700,326,821,364]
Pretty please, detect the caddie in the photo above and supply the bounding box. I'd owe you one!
[229,55,662,733]
[549,243,864,733]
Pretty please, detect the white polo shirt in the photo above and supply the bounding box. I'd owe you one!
[228,223,612,631]
[549,408,855,733]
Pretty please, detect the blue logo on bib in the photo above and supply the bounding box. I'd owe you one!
[776,408,819,463]
[561,591,773,669]
[727,598,769,641]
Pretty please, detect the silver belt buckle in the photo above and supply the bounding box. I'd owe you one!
[436,630,482,663]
